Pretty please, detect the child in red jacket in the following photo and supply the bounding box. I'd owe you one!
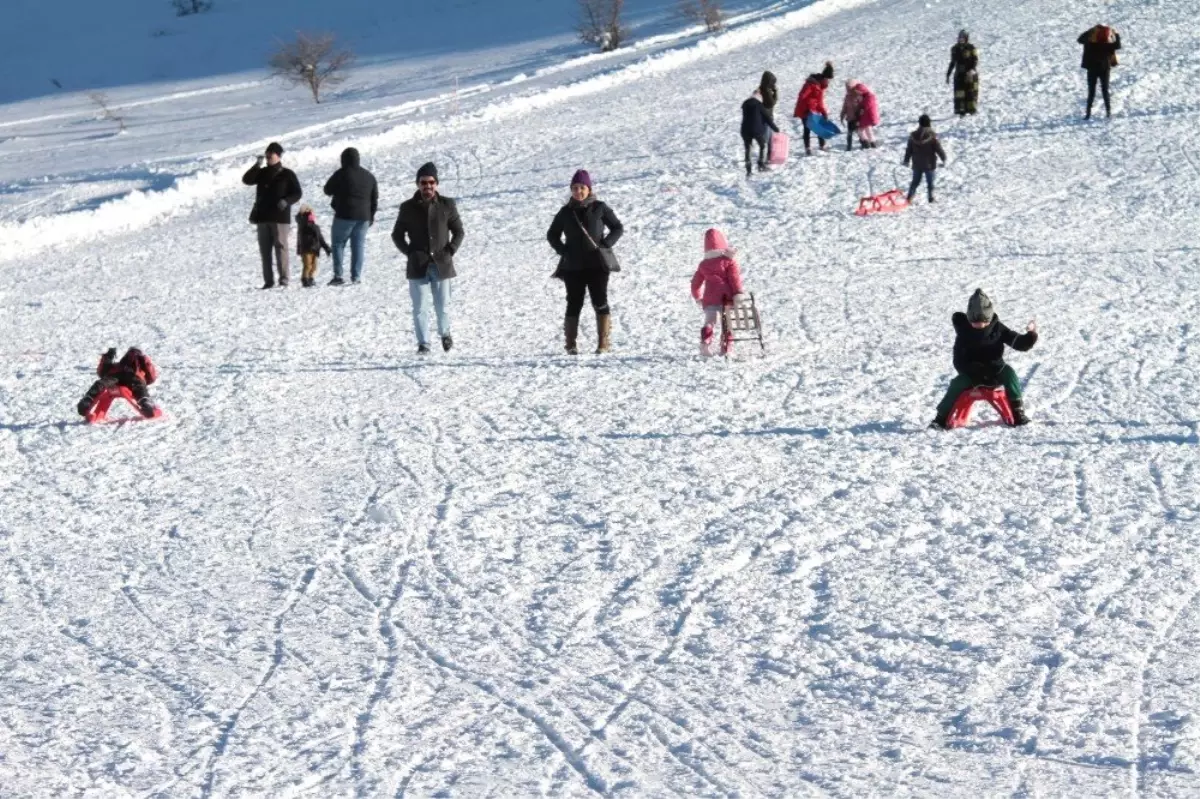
[691,228,744,356]
[77,347,159,418]
[793,61,835,154]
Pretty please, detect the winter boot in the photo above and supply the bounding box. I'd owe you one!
[564,315,580,355]
[720,327,734,356]
[928,415,949,430]
[442,334,453,353]
[138,398,158,419]
[700,325,715,356]
[76,380,110,417]
[595,313,612,354]
[1010,398,1030,426]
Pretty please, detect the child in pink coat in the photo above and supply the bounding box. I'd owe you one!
[690,228,744,356]
[844,80,881,148]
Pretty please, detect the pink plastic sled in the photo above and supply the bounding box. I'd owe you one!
[855,188,909,216]
[945,386,1015,429]
[85,386,163,424]
[768,132,789,165]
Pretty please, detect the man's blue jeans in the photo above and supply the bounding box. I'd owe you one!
[331,219,369,282]
[409,265,452,346]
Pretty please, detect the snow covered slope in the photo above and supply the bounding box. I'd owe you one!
[3,0,1200,795]
[0,0,792,226]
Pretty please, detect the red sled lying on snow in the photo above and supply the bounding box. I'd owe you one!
[85,386,163,424]
[854,188,909,216]
[945,386,1015,429]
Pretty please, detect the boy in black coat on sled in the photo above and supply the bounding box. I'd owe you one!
[77,347,160,419]
[930,289,1038,429]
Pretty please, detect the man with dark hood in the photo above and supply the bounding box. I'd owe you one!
[323,147,379,285]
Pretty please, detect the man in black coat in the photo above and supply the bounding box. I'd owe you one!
[242,142,303,288]
[931,289,1039,428]
[323,147,379,285]
[391,162,465,354]
[741,89,780,177]
[1078,25,1122,119]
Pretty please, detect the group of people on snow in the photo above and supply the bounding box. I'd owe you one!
[221,22,1122,432]
[242,146,464,352]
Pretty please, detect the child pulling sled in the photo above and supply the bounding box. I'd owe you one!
[691,228,745,356]
[930,290,1038,429]
[76,347,160,420]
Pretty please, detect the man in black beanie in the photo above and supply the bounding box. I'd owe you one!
[243,142,303,288]
[930,289,1039,429]
[391,162,465,353]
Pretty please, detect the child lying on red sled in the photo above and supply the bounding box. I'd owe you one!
[930,289,1037,429]
[691,228,745,356]
[76,347,160,419]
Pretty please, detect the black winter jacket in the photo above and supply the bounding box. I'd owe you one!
[903,127,948,172]
[741,96,780,141]
[242,163,303,224]
[947,42,979,79]
[759,71,779,112]
[323,148,379,223]
[296,212,332,256]
[1079,27,1121,72]
[547,197,624,274]
[951,312,1038,383]
[391,192,465,279]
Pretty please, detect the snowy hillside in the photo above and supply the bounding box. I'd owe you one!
[3,0,1200,795]
[0,0,796,227]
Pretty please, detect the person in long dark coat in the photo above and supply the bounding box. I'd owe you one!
[946,30,979,115]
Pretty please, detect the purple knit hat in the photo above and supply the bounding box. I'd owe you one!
[570,169,592,189]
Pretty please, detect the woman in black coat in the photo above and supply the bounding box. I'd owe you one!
[547,170,624,354]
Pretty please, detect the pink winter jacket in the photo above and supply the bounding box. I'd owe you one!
[691,228,744,307]
[854,83,880,127]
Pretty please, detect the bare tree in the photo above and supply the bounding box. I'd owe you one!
[268,33,355,104]
[679,0,724,33]
[171,0,213,16]
[578,0,628,52]
[88,92,127,134]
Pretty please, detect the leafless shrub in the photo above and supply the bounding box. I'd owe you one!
[88,92,127,133]
[680,0,724,33]
[578,0,628,52]
[269,32,355,104]
[171,0,212,16]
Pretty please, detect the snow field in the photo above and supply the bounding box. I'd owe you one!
[3,0,1200,796]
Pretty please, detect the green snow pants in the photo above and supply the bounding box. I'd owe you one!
[935,365,1022,418]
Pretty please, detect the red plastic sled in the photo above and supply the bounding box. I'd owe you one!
[85,386,163,424]
[855,188,909,216]
[945,386,1015,429]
